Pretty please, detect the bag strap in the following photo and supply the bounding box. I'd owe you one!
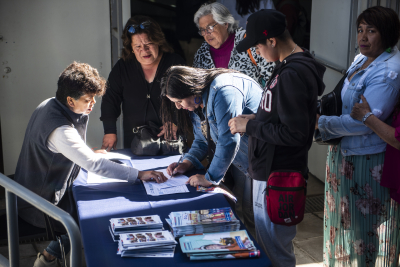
[244,34,257,66]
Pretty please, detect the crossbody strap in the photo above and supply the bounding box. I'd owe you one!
[244,34,257,66]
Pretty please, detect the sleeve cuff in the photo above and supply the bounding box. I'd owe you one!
[246,119,261,136]
[102,120,117,135]
[127,168,139,184]
[318,116,330,141]
[183,153,205,170]
[205,172,220,185]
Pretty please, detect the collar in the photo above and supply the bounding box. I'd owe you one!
[350,46,398,74]
[54,98,88,124]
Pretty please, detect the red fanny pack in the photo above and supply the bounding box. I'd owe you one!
[265,171,307,226]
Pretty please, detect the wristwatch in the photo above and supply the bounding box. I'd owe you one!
[362,112,374,125]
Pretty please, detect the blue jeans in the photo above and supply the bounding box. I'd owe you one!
[45,235,70,259]
[253,180,296,267]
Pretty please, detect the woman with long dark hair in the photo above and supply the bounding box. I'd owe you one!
[161,66,262,237]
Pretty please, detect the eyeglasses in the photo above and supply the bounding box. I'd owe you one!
[128,21,151,34]
[198,23,218,36]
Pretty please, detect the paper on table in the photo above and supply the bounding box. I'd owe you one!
[143,182,189,196]
[156,169,188,189]
[130,155,182,171]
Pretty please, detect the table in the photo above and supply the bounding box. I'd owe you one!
[72,149,272,267]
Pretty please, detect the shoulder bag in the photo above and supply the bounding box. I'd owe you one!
[313,74,347,145]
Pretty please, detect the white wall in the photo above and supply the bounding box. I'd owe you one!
[308,0,354,181]
[0,0,112,175]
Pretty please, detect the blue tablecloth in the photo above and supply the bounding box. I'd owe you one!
[72,149,272,267]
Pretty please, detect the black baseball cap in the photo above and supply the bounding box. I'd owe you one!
[236,9,286,53]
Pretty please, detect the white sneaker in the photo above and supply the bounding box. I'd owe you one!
[33,252,61,267]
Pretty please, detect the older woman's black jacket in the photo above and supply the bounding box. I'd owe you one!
[101,53,185,148]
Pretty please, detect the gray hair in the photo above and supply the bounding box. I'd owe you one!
[194,2,239,34]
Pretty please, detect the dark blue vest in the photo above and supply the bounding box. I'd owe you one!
[14,98,88,230]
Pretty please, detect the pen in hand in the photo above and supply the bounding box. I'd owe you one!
[173,153,185,175]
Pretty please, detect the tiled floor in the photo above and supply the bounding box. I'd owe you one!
[0,175,327,267]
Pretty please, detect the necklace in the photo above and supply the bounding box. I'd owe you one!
[290,44,297,56]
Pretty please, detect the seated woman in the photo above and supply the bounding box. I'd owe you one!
[100,15,186,150]
[161,66,262,237]
[351,95,400,203]
[315,6,400,266]
[193,2,274,87]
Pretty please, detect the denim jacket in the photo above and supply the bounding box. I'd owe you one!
[183,73,262,184]
[318,46,400,156]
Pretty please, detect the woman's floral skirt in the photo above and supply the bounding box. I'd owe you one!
[323,144,400,267]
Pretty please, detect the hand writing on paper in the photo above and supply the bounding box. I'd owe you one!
[166,160,193,176]
[186,174,212,188]
[138,170,168,183]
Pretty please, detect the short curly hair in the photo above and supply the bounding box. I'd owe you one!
[56,61,106,106]
[121,15,173,61]
[356,6,400,49]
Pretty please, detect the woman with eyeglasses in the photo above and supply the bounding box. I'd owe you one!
[100,15,186,151]
[193,2,275,87]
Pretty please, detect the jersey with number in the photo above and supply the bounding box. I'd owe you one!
[246,50,326,181]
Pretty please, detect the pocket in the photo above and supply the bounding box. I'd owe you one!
[265,171,307,226]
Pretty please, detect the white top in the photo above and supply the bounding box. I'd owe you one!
[217,0,275,29]
[47,125,138,183]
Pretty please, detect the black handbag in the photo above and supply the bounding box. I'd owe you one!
[131,121,186,156]
[313,74,347,145]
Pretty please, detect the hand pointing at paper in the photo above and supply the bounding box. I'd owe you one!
[138,171,168,183]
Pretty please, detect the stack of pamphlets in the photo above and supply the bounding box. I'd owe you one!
[117,230,177,258]
[180,230,260,260]
[166,207,240,238]
[109,215,163,241]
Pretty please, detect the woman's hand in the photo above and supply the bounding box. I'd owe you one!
[351,95,371,121]
[101,134,117,151]
[166,160,193,176]
[315,114,320,130]
[157,122,178,140]
[228,116,250,135]
[138,170,168,183]
[186,174,212,187]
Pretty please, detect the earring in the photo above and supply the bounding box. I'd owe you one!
[194,96,201,104]
[271,44,275,48]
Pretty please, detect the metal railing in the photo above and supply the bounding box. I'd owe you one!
[0,173,82,267]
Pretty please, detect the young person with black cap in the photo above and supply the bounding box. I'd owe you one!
[228,9,326,266]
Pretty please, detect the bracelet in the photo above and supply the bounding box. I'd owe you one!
[362,112,374,125]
